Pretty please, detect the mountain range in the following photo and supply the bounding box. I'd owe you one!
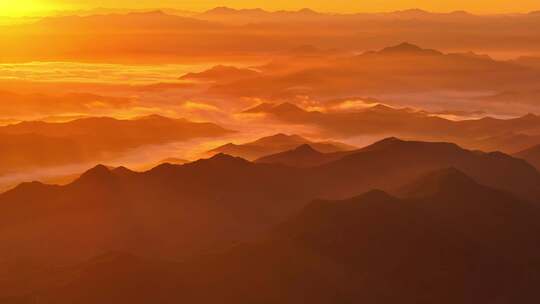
[0,115,230,175]
[5,10,540,62]
[207,133,355,160]
[1,137,538,274]
[210,42,540,100]
[0,91,133,118]
[255,144,355,167]
[2,6,540,303]
[515,144,540,170]
[4,165,540,303]
[243,102,540,153]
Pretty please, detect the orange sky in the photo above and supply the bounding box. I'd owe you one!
[2,0,540,16]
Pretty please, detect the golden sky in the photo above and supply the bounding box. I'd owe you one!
[1,0,540,16]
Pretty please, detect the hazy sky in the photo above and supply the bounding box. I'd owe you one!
[2,0,540,16]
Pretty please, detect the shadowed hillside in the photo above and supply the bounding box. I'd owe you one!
[6,168,540,304]
[0,138,538,277]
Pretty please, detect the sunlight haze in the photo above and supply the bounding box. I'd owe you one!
[2,0,540,16]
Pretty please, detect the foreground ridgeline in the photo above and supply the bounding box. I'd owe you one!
[1,138,540,303]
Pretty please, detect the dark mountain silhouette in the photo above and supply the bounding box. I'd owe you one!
[157,157,189,165]
[398,167,477,198]
[255,144,354,167]
[0,137,539,279]
[0,153,307,268]
[208,133,355,160]
[137,157,190,172]
[515,144,540,170]
[11,168,540,304]
[312,137,540,201]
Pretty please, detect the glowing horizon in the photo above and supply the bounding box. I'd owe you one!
[2,0,540,17]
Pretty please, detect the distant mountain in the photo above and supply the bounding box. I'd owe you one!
[208,133,355,160]
[0,90,133,118]
[136,42,540,129]
[0,115,230,175]
[471,132,540,154]
[7,11,540,62]
[12,168,540,304]
[372,42,443,56]
[197,6,323,24]
[2,114,230,148]
[511,56,540,69]
[179,65,260,83]
[473,90,540,107]
[0,133,84,174]
[515,144,540,170]
[243,102,540,153]
[35,10,218,32]
[211,42,540,102]
[255,144,354,167]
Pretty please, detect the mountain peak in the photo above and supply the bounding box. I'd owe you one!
[393,8,430,16]
[368,137,405,148]
[255,142,346,168]
[400,167,478,199]
[520,113,539,120]
[274,102,305,112]
[208,153,250,165]
[300,189,398,220]
[134,114,170,121]
[242,102,276,113]
[297,8,318,15]
[294,144,319,153]
[355,189,397,202]
[129,10,167,17]
[261,133,306,142]
[83,164,110,175]
[205,6,237,14]
[112,166,136,177]
[76,164,114,184]
[5,181,49,196]
[204,7,267,15]
[423,167,474,183]
[379,42,443,56]
[242,102,306,115]
[384,42,422,51]
[367,104,396,112]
